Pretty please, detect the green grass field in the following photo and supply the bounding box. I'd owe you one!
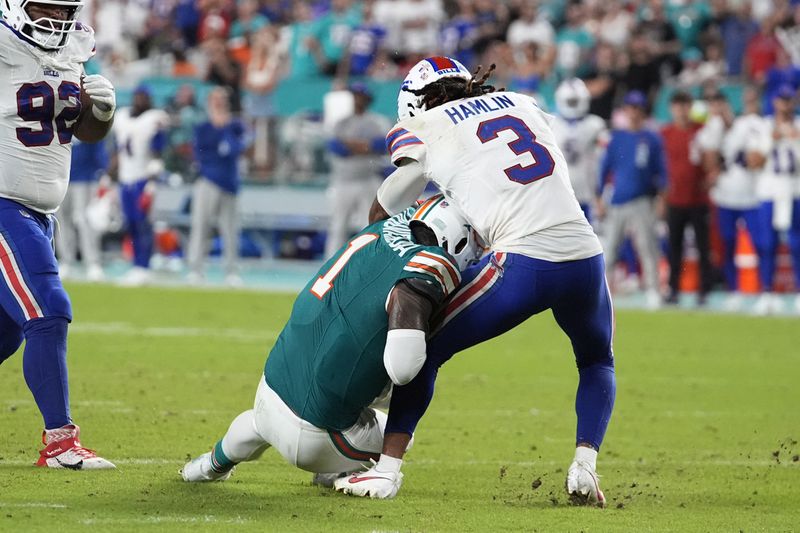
[0,283,798,532]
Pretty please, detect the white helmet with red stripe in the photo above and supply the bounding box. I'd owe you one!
[398,56,472,121]
[410,194,482,270]
[2,0,84,50]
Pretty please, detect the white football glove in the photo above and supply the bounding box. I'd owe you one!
[82,74,116,122]
[333,465,403,499]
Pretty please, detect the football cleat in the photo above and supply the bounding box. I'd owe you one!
[36,424,115,469]
[181,452,233,482]
[334,466,403,499]
[566,460,606,508]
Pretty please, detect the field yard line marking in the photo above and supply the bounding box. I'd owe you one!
[0,502,67,509]
[69,322,278,342]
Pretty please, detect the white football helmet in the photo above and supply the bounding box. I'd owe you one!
[397,56,472,121]
[2,0,84,50]
[555,78,591,120]
[410,194,482,270]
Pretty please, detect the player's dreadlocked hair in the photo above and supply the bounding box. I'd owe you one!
[404,64,503,110]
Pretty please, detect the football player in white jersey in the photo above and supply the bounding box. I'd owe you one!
[697,89,763,311]
[334,57,614,505]
[112,85,169,286]
[550,78,608,223]
[747,85,800,315]
[0,0,115,468]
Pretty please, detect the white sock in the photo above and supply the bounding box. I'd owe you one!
[574,446,598,470]
[375,454,403,474]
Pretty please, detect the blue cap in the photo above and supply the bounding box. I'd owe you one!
[133,84,152,98]
[623,90,648,108]
[349,82,372,99]
[681,47,702,62]
[775,84,796,100]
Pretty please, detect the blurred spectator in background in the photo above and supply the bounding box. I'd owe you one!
[312,0,362,75]
[324,83,390,258]
[285,1,326,78]
[718,0,759,77]
[584,42,622,120]
[57,140,109,283]
[440,0,479,69]
[676,45,724,90]
[551,78,608,223]
[113,86,170,286]
[229,0,270,56]
[187,88,248,286]
[165,84,204,179]
[762,46,800,115]
[698,88,762,310]
[598,91,667,309]
[638,0,681,77]
[173,0,203,48]
[745,16,781,84]
[244,25,283,179]
[620,30,662,105]
[506,0,555,53]
[336,0,387,81]
[748,86,800,315]
[509,42,552,98]
[204,38,243,112]
[377,0,444,63]
[661,91,712,305]
[596,0,634,50]
[555,1,594,78]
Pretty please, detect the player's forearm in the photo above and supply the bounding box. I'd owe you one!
[373,160,427,220]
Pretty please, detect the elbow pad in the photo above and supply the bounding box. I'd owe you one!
[383,329,427,386]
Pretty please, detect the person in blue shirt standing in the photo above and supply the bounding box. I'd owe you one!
[56,139,109,282]
[598,91,667,309]
[186,88,248,286]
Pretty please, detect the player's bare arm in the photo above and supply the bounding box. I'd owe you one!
[73,75,116,143]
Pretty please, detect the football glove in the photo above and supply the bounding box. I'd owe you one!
[82,74,116,121]
[334,464,403,499]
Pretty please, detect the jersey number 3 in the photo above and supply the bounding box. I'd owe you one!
[16,81,82,147]
[310,233,379,299]
[476,114,555,185]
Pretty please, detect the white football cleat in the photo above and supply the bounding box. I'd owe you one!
[181,452,233,482]
[86,264,106,282]
[753,293,780,316]
[566,459,606,508]
[334,466,403,499]
[118,266,151,287]
[36,424,115,470]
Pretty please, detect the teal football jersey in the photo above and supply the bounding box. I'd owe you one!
[265,208,460,430]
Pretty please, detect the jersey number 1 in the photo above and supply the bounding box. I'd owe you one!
[310,233,379,299]
[476,114,555,184]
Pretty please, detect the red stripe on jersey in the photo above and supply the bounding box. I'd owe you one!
[406,262,447,289]
[417,251,459,288]
[0,235,41,320]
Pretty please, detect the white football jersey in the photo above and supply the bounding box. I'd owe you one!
[0,23,95,213]
[550,114,607,204]
[113,107,169,184]
[386,91,601,261]
[751,116,800,201]
[709,114,763,209]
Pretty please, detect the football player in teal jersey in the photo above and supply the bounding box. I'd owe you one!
[182,196,481,497]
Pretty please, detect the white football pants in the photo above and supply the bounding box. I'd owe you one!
[218,376,386,474]
[56,181,102,269]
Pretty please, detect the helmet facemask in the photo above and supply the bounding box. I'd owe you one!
[3,0,84,50]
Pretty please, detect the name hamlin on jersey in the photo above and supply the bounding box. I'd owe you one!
[443,93,516,125]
